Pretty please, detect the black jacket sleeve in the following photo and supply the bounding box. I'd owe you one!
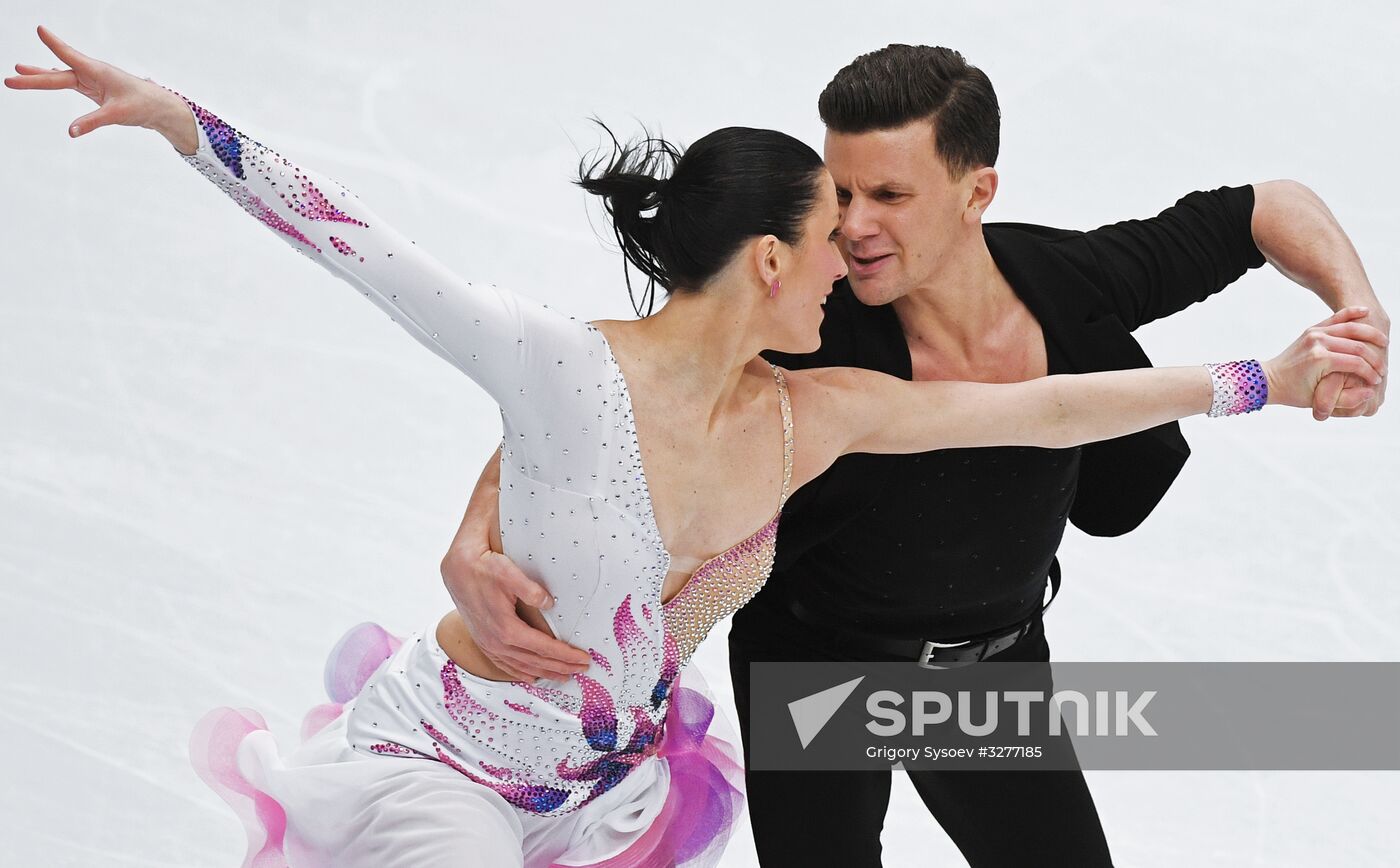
[1077,184,1267,331]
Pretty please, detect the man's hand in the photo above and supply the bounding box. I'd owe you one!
[1263,307,1384,411]
[441,448,592,682]
[1313,309,1390,420]
[1251,180,1388,421]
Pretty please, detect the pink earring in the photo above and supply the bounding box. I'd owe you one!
[770,279,781,298]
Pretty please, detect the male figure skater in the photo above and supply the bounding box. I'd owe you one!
[441,44,1387,866]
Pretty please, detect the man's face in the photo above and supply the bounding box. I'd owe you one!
[824,121,970,306]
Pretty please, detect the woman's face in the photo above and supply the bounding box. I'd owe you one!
[769,170,848,353]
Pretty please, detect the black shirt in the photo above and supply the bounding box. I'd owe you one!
[742,185,1266,642]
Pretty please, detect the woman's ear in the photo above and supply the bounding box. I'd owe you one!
[752,235,782,288]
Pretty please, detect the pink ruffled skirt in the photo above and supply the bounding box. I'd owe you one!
[190,622,745,867]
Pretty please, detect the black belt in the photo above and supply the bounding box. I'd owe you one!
[785,559,1061,667]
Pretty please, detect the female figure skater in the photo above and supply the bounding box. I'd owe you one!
[6,26,1386,868]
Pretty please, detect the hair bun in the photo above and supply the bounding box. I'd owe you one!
[575,120,824,317]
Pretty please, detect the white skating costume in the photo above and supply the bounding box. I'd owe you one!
[160,84,793,868]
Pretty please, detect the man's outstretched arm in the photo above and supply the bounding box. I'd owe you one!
[1252,179,1388,418]
[440,446,593,682]
[1083,181,1387,420]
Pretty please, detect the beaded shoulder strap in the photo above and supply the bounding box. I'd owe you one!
[770,364,794,508]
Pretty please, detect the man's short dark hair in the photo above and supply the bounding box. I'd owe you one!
[818,44,1000,177]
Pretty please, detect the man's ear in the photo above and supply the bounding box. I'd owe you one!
[966,166,999,221]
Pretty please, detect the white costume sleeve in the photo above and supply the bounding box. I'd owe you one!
[157,82,589,428]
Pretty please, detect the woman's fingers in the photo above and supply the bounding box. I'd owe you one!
[2,68,77,90]
[1311,374,1371,421]
[13,62,65,74]
[35,25,92,70]
[1312,371,1347,421]
[69,102,125,137]
[3,63,61,89]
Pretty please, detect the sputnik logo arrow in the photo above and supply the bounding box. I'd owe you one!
[787,676,866,749]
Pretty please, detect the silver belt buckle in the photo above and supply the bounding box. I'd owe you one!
[918,638,971,670]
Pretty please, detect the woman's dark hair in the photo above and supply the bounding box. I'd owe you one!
[818,44,1000,178]
[576,121,825,316]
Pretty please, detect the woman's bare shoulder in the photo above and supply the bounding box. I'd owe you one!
[778,364,895,396]
[769,364,892,490]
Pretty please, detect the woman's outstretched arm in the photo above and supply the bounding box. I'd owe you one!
[6,26,586,424]
[805,307,1386,459]
[155,86,592,416]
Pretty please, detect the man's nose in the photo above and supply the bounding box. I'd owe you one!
[841,198,875,241]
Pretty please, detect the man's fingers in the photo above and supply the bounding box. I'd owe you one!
[1320,335,1387,376]
[1337,391,1377,414]
[505,624,592,668]
[1313,306,1370,329]
[1320,320,1391,349]
[488,657,536,683]
[498,650,584,682]
[492,642,587,682]
[502,567,555,611]
[1340,382,1385,417]
[1332,385,1374,412]
[492,651,570,683]
[472,640,563,682]
[1331,352,1383,385]
[1321,394,1377,420]
[1315,306,1371,328]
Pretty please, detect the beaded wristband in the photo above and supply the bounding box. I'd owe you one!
[1203,360,1268,417]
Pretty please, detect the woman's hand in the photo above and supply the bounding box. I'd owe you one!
[1263,306,1388,410]
[4,25,191,149]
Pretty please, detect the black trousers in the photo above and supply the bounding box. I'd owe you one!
[728,599,1115,868]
